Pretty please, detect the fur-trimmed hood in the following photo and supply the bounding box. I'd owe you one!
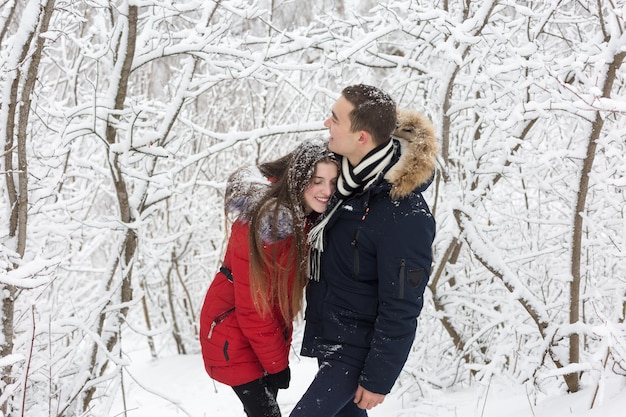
[225,165,270,219]
[385,108,439,200]
[225,165,294,243]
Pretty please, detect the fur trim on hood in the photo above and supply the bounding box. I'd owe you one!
[225,165,270,219]
[225,166,294,243]
[386,108,439,200]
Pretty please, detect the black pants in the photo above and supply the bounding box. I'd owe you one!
[232,377,281,417]
[289,359,367,417]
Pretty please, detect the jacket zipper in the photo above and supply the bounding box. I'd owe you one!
[399,259,406,299]
[352,202,369,281]
[208,306,235,339]
[351,228,360,280]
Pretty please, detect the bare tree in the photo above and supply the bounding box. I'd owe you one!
[1,1,56,415]
[567,3,625,391]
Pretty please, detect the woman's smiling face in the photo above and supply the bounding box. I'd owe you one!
[303,161,338,214]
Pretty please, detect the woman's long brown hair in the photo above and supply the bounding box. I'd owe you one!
[246,143,336,324]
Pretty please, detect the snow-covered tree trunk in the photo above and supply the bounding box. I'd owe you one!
[567,8,625,392]
[0,1,55,414]
[79,3,138,411]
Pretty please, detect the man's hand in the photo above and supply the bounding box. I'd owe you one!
[354,385,385,410]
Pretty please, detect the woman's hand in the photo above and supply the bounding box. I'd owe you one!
[265,366,291,390]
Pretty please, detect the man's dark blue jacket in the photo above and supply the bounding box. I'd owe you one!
[301,109,438,395]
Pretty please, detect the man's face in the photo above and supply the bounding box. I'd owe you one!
[323,95,361,162]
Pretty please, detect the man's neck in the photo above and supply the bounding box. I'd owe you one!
[346,145,376,167]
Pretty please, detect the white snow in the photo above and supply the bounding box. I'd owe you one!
[111,328,626,417]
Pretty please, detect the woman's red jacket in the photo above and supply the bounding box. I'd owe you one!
[199,220,294,387]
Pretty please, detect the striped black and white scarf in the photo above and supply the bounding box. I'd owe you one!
[308,139,395,281]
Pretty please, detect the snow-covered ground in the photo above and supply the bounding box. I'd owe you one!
[112,329,626,417]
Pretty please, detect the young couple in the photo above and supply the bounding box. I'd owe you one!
[199,84,438,417]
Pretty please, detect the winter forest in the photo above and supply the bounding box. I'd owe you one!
[1,0,625,416]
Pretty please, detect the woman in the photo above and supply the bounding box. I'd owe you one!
[199,139,338,417]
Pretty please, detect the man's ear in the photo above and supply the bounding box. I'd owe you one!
[358,130,372,144]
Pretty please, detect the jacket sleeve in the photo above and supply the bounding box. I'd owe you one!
[229,221,291,375]
[359,197,435,394]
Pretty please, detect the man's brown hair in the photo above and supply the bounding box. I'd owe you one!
[341,84,397,146]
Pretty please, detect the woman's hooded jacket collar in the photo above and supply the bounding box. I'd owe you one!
[224,166,294,243]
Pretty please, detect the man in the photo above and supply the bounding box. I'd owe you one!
[290,84,438,417]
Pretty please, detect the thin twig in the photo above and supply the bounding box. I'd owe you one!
[20,306,36,417]
[123,367,194,417]
[590,348,611,409]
